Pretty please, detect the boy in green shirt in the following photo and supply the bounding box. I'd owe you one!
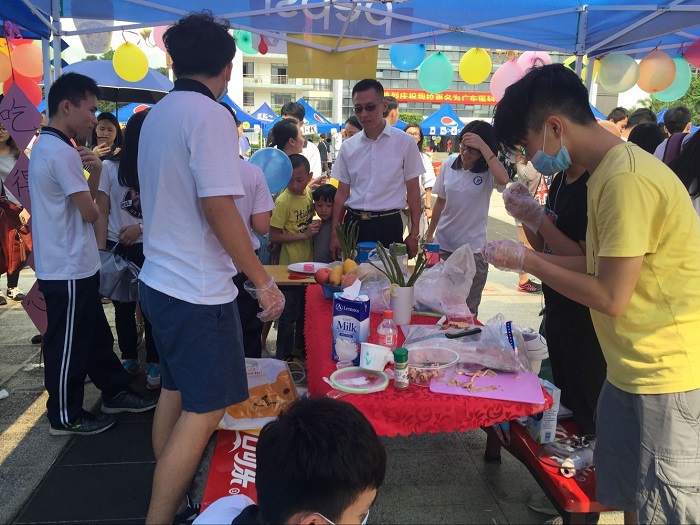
[270,154,320,360]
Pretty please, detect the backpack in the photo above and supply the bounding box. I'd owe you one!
[662,132,688,166]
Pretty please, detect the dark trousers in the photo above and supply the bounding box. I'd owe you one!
[344,211,403,248]
[39,272,130,428]
[4,268,20,288]
[545,303,607,435]
[106,241,158,363]
[276,287,305,359]
[233,272,264,358]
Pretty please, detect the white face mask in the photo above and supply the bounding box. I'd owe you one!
[305,511,370,525]
[217,85,228,103]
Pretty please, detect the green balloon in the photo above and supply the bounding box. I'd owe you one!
[418,52,453,94]
[653,57,691,102]
[234,30,258,55]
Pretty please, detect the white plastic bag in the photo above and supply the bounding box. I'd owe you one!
[414,244,476,319]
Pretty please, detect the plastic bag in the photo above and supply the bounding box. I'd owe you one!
[413,244,476,320]
[403,314,531,373]
[99,247,140,302]
[218,358,298,431]
[357,263,391,313]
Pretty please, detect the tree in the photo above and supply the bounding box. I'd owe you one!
[631,74,700,125]
[399,112,423,126]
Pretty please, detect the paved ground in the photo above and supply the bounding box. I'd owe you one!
[0,193,623,524]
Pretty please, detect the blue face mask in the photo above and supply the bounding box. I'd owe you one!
[216,85,228,103]
[530,125,571,175]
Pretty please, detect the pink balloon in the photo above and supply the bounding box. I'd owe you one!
[685,38,700,68]
[153,26,167,53]
[490,60,525,102]
[517,51,552,72]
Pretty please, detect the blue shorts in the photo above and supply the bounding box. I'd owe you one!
[139,282,248,413]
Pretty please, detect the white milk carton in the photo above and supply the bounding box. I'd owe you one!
[332,289,370,366]
[527,379,561,444]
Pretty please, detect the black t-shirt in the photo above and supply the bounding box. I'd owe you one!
[318,140,328,162]
[542,170,590,309]
[231,504,262,525]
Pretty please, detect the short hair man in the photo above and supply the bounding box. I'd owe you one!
[488,63,700,525]
[606,106,629,135]
[330,79,424,258]
[281,101,325,186]
[653,105,693,162]
[137,12,284,524]
[383,95,399,126]
[29,73,157,436]
[317,133,329,176]
[621,107,656,138]
[193,397,386,525]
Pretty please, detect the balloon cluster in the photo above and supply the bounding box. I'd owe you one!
[0,39,43,105]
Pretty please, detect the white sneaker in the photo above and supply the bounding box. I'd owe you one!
[6,287,25,301]
[0,290,6,306]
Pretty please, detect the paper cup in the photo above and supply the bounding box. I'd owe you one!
[359,342,393,371]
[389,285,414,325]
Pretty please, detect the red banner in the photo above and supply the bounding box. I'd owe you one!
[384,88,497,106]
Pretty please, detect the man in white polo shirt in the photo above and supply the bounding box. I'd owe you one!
[29,73,157,437]
[137,13,284,525]
[330,79,424,258]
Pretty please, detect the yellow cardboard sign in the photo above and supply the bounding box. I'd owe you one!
[287,34,377,80]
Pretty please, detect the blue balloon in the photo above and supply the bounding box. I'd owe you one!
[249,148,292,194]
[389,44,426,72]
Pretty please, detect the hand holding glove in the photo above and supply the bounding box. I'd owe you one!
[244,277,285,321]
[503,183,545,234]
[481,240,526,274]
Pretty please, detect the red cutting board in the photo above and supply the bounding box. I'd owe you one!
[429,370,545,404]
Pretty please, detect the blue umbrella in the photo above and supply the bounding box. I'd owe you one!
[61,60,173,104]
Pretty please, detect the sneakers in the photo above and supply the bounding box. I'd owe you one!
[7,287,25,301]
[121,358,142,377]
[0,290,6,305]
[517,280,542,293]
[101,390,158,414]
[49,412,116,436]
[146,362,161,390]
[173,493,201,524]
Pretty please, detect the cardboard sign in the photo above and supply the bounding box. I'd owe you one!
[3,153,31,212]
[0,84,42,151]
[22,281,47,335]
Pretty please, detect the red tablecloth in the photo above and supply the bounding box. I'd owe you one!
[304,285,551,437]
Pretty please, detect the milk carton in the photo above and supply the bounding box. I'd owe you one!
[332,290,370,365]
[527,379,561,444]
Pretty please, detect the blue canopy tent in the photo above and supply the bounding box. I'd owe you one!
[590,104,607,121]
[421,104,463,137]
[252,102,277,128]
[112,103,152,124]
[221,95,262,131]
[657,107,700,133]
[262,99,339,136]
[394,119,409,130]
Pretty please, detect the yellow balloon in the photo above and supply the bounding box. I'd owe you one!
[459,48,492,85]
[0,52,11,83]
[563,55,599,82]
[113,42,149,82]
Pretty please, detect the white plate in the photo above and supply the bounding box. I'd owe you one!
[287,262,329,274]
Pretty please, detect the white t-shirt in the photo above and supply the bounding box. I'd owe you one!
[420,152,436,194]
[302,140,322,179]
[98,160,143,244]
[193,495,255,525]
[138,87,245,305]
[432,155,499,253]
[332,123,424,211]
[234,158,274,250]
[28,129,101,280]
[0,154,21,206]
[653,132,693,161]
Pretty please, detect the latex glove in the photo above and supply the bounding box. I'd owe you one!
[244,277,285,321]
[481,240,526,274]
[503,181,531,199]
[503,192,545,234]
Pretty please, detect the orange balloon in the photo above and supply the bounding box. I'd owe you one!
[0,52,11,83]
[637,50,675,93]
[10,43,43,78]
[3,74,43,106]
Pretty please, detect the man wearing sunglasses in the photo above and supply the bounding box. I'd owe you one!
[330,79,424,259]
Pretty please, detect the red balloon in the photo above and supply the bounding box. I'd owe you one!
[685,38,700,68]
[3,74,43,106]
[258,36,268,55]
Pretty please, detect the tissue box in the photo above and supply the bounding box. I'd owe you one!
[527,379,561,444]
[332,291,370,365]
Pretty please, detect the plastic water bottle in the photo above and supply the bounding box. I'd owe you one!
[377,310,398,351]
[391,243,409,278]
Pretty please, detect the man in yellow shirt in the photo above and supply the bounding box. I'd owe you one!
[485,64,700,525]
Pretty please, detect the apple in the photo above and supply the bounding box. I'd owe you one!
[314,267,331,284]
[341,273,357,288]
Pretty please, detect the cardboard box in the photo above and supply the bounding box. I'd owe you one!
[332,291,370,365]
[527,379,561,444]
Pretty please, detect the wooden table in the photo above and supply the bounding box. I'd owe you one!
[263,264,317,286]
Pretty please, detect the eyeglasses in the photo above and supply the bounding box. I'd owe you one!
[460,144,480,155]
[353,104,378,115]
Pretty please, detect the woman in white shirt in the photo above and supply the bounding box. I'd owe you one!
[95,110,161,389]
[404,123,436,235]
[425,121,510,317]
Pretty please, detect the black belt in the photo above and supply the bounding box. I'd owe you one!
[346,207,401,220]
